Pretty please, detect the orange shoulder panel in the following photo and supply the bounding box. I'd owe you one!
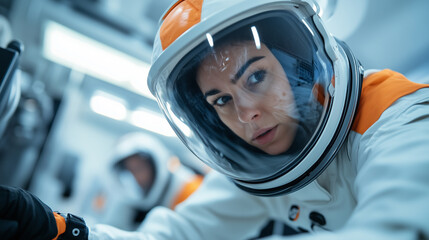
[160,0,204,50]
[351,69,429,134]
[171,175,204,209]
[52,212,66,240]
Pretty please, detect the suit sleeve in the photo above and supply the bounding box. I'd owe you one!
[0,185,59,240]
[90,171,271,240]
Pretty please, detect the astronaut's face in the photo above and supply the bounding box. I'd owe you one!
[123,155,154,191]
[197,42,298,155]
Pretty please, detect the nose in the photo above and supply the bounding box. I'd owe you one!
[235,98,261,123]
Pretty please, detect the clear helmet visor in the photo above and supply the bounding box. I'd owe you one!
[154,10,335,183]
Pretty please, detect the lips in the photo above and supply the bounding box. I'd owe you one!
[252,125,278,145]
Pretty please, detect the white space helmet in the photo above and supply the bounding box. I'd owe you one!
[148,0,363,196]
[110,132,174,209]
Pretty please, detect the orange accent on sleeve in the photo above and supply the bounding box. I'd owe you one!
[52,212,66,240]
[160,0,204,50]
[171,175,204,209]
[351,69,429,134]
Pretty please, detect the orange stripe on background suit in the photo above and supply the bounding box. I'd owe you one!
[160,0,204,50]
[352,69,429,134]
[171,175,204,209]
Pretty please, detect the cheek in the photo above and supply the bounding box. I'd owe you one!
[267,87,296,120]
[218,110,236,126]
[217,111,246,134]
[214,107,236,126]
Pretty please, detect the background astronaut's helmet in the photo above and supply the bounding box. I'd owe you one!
[110,132,174,209]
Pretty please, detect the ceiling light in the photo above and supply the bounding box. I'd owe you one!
[43,20,154,99]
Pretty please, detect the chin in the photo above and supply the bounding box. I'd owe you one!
[264,144,290,156]
[263,142,291,155]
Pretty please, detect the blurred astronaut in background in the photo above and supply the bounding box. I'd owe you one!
[98,132,204,230]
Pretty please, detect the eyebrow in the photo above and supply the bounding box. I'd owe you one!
[203,56,265,100]
[233,56,265,83]
[204,89,220,100]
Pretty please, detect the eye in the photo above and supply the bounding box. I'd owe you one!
[247,70,266,86]
[213,95,232,107]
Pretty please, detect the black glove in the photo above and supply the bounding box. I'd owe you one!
[0,185,58,240]
[0,185,88,240]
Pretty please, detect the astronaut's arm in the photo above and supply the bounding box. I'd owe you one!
[258,91,429,240]
[0,185,88,240]
[90,171,270,240]
[341,96,429,239]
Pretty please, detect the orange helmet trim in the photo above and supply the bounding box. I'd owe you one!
[160,0,204,50]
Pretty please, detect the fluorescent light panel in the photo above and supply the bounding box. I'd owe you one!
[89,90,176,137]
[90,91,127,120]
[130,109,176,137]
[43,20,153,99]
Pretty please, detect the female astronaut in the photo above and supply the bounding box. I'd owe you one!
[90,0,429,238]
[1,0,429,239]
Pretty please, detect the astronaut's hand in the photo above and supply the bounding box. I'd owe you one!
[0,185,58,240]
[0,185,88,240]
